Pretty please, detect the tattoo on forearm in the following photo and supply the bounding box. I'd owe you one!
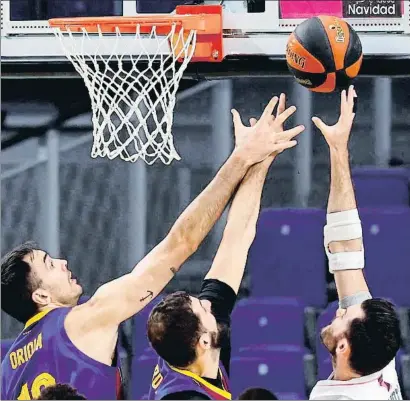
[170,267,177,275]
[140,290,153,302]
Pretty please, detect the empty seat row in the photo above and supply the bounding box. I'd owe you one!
[230,345,309,398]
[352,167,409,208]
[249,207,410,307]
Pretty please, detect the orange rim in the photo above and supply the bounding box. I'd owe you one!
[49,5,221,35]
[49,5,223,62]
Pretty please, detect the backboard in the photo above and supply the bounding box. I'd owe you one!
[2,0,410,78]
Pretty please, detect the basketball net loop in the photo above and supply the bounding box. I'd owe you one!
[54,24,197,164]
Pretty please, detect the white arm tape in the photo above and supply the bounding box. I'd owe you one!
[324,209,364,274]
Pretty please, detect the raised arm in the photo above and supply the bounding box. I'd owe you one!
[206,94,300,294]
[312,86,370,304]
[205,158,271,294]
[70,96,305,329]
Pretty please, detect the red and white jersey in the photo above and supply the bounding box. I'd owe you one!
[310,359,402,400]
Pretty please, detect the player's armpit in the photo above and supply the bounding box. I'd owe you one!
[69,234,192,330]
[199,279,237,321]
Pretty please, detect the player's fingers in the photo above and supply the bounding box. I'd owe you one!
[352,88,358,114]
[278,124,305,141]
[276,105,297,126]
[231,109,244,128]
[268,114,277,128]
[260,96,279,121]
[347,85,355,113]
[249,117,258,127]
[274,140,298,153]
[276,93,286,117]
[353,88,358,98]
[340,89,347,116]
[312,116,328,133]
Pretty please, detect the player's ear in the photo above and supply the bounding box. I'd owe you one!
[335,337,350,356]
[198,332,211,351]
[32,288,51,307]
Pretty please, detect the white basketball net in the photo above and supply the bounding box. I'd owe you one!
[53,25,197,164]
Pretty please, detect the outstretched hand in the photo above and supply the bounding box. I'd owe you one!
[312,85,357,151]
[248,93,289,167]
[232,93,304,166]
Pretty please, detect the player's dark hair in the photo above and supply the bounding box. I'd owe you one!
[1,241,40,323]
[238,387,278,400]
[37,383,86,400]
[347,298,401,376]
[147,291,202,368]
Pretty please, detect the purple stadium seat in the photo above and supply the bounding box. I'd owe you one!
[249,208,327,307]
[352,167,409,208]
[360,208,410,306]
[231,297,305,352]
[230,345,307,398]
[131,354,157,399]
[1,339,14,362]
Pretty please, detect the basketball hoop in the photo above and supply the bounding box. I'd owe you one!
[49,5,223,164]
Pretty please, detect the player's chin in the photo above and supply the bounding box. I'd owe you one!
[72,281,83,294]
[320,325,329,339]
[320,326,332,348]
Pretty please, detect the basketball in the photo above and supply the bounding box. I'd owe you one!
[286,16,363,93]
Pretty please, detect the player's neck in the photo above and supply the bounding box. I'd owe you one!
[38,305,60,313]
[187,348,221,379]
[38,303,70,313]
[333,366,362,381]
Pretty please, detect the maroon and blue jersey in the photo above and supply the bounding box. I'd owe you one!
[1,308,123,400]
[148,357,231,400]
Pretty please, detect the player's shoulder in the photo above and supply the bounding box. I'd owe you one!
[310,360,400,400]
[12,308,65,344]
[64,299,98,331]
[381,358,399,379]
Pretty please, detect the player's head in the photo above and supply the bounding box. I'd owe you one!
[320,298,401,376]
[1,241,82,323]
[37,383,86,400]
[238,387,278,400]
[147,291,229,368]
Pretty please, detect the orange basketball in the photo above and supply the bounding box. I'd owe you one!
[286,16,363,93]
